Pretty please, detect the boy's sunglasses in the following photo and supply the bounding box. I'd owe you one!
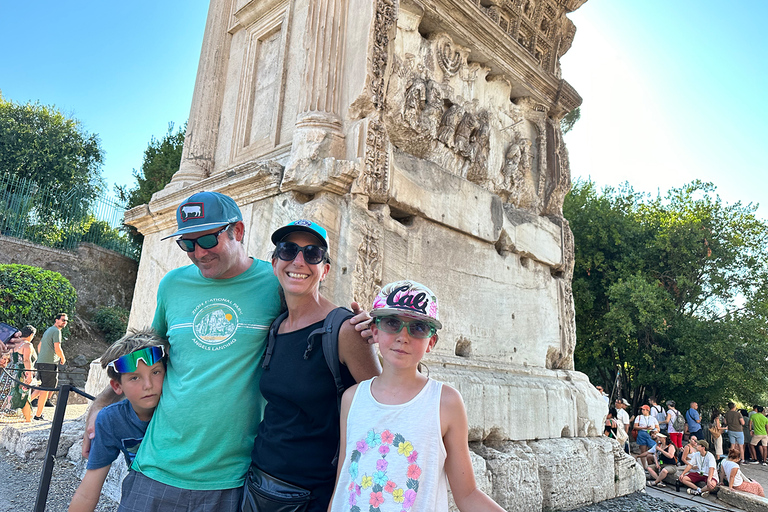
[374,316,437,339]
[107,346,166,373]
[176,225,230,253]
[275,241,328,265]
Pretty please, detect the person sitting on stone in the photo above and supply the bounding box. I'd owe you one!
[680,435,699,467]
[647,434,677,487]
[679,440,718,496]
[634,404,659,454]
[721,446,765,497]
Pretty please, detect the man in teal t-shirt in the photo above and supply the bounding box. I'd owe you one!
[749,406,768,464]
[84,191,281,512]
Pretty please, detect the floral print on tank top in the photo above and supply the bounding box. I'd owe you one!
[346,429,422,512]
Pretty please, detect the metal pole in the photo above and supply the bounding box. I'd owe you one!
[33,384,71,512]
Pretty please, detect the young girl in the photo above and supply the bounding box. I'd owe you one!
[329,280,504,512]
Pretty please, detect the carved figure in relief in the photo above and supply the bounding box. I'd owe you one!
[466,112,491,184]
[454,112,479,157]
[404,76,427,131]
[437,104,464,147]
[422,80,444,138]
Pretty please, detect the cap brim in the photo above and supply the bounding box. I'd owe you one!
[271,225,328,248]
[161,222,231,240]
[371,308,442,329]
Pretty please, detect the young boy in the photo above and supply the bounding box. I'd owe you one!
[69,329,168,512]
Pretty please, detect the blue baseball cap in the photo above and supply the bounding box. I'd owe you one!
[161,191,243,240]
[270,220,329,249]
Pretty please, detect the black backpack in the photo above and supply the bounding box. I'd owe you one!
[261,307,354,464]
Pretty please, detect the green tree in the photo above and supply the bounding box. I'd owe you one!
[117,123,186,209]
[565,180,768,411]
[561,106,580,134]
[0,94,104,202]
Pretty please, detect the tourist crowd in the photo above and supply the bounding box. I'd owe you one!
[600,389,767,498]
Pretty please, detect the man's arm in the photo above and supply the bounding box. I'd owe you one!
[68,466,110,512]
[81,387,123,458]
[54,342,66,365]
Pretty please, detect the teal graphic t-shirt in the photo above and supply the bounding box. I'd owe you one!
[133,258,281,490]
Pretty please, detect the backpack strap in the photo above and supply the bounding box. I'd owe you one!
[307,306,354,466]
[262,311,289,370]
[306,307,354,412]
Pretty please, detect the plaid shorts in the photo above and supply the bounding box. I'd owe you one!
[118,471,243,512]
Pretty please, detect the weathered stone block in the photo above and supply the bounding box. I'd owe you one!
[719,487,768,512]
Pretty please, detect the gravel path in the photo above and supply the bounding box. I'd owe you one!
[0,450,118,512]
[568,491,713,512]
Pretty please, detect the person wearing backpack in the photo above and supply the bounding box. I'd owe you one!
[666,400,686,449]
[649,396,667,433]
[243,220,382,512]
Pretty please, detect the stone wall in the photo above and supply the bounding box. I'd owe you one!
[0,235,138,317]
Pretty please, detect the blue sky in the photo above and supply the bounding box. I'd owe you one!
[1,1,765,218]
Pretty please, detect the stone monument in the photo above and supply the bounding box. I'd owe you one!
[111,0,644,508]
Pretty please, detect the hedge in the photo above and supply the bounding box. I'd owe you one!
[0,264,77,334]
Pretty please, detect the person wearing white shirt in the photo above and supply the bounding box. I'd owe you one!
[680,440,718,496]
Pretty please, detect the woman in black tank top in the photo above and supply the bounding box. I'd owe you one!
[647,434,677,487]
[242,221,381,512]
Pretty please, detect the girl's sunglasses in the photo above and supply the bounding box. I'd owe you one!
[276,241,328,265]
[374,316,437,339]
[176,225,230,253]
[107,346,166,373]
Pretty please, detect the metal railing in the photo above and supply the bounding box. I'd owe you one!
[1,365,94,512]
[0,173,138,260]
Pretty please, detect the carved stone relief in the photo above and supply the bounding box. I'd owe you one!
[353,226,383,309]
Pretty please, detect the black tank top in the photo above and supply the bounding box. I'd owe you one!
[250,320,354,509]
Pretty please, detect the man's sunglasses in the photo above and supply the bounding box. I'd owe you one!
[275,241,328,265]
[374,316,437,339]
[107,346,166,374]
[176,225,230,252]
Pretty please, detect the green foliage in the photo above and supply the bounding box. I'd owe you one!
[561,107,581,134]
[115,122,186,250]
[117,123,186,210]
[0,95,104,210]
[0,264,77,334]
[566,179,768,411]
[94,306,130,343]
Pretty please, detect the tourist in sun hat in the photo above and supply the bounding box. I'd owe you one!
[244,220,381,512]
[82,193,375,512]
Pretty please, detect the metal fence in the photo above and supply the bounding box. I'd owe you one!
[0,173,138,260]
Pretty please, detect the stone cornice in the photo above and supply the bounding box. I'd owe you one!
[417,0,582,115]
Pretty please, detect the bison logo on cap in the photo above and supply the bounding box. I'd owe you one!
[181,202,204,221]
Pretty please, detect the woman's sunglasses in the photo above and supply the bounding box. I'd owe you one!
[107,346,166,374]
[176,225,230,253]
[275,241,328,265]
[374,316,437,339]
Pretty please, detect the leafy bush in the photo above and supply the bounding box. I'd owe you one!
[94,306,130,343]
[0,264,77,334]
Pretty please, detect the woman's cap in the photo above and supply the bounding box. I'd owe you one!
[640,405,650,410]
[371,280,442,329]
[162,191,242,240]
[271,220,329,249]
[666,400,675,407]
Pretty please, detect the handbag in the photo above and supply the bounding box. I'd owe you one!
[709,424,722,439]
[241,466,312,512]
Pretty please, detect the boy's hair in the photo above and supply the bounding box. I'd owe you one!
[101,328,169,382]
[20,325,36,338]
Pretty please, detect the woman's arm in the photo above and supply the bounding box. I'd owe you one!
[328,385,356,512]
[441,386,505,512]
[338,321,381,382]
[729,466,738,489]
[22,344,33,384]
